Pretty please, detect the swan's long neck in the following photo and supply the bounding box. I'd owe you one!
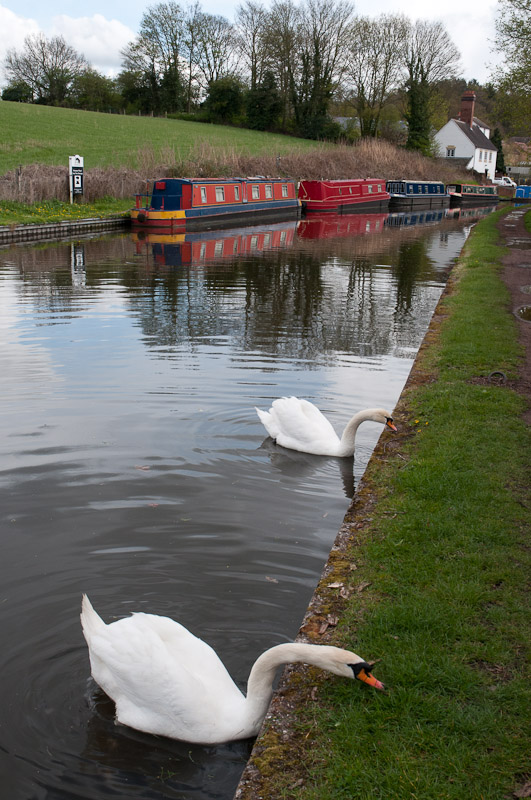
[338,409,374,456]
[243,643,347,734]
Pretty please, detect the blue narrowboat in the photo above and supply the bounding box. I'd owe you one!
[131,177,300,231]
[386,180,449,209]
[515,185,531,202]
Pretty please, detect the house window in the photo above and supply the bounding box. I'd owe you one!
[200,187,207,203]
[446,147,455,157]
[215,186,225,201]
[265,184,272,198]
[489,152,492,162]
[281,184,288,197]
[478,151,483,161]
[251,185,260,199]
[234,185,240,201]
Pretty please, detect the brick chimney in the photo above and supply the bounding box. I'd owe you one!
[459,90,476,128]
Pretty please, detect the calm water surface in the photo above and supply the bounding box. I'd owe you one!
[0,207,492,799]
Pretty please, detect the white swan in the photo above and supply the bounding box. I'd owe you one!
[256,397,397,457]
[80,595,384,745]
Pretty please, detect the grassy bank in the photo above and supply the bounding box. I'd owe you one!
[0,198,131,226]
[0,101,469,204]
[242,209,530,799]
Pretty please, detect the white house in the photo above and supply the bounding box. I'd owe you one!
[434,91,497,181]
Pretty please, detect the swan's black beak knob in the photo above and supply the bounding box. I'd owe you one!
[386,418,397,432]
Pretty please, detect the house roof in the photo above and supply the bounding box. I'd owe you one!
[453,119,497,151]
[472,115,490,130]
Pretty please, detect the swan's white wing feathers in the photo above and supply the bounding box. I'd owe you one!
[86,612,245,741]
[257,396,340,455]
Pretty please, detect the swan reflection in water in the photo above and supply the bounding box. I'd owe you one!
[258,437,357,498]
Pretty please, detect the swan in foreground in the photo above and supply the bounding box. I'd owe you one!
[80,595,384,744]
[256,397,397,457]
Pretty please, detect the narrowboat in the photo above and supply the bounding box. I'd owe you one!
[445,183,498,206]
[131,220,297,267]
[386,180,449,209]
[297,212,388,239]
[515,185,531,202]
[131,177,300,230]
[298,179,389,213]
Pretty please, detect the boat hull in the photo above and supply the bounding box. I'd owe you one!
[388,195,450,209]
[131,200,300,231]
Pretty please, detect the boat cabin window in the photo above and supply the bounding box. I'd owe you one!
[234,185,240,201]
[281,184,288,197]
[252,185,260,200]
[368,184,373,193]
[200,187,207,203]
[214,241,224,256]
[265,184,272,199]
[216,186,225,202]
[250,235,258,249]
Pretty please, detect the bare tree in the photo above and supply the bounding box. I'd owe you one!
[4,33,87,105]
[403,19,461,153]
[194,13,238,86]
[292,0,355,138]
[234,0,268,90]
[262,0,303,128]
[182,2,203,111]
[346,14,408,137]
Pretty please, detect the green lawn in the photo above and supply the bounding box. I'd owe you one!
[0,102,316,173]
[247,208,531,800]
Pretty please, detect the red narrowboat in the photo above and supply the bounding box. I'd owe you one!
[131,177,300,230]
[298,179,389,213]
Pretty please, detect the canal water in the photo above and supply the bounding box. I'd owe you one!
[0,207,492,799]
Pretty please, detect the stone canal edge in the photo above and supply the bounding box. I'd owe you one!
[233,205,531,799]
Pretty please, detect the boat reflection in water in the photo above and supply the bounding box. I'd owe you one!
[296,211,388,239]
[444,205,497,221]
[131,219,297,267]
[386,204,496,228]
[386,209,446,228]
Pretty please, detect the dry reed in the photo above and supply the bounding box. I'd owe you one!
[0,138,471,204]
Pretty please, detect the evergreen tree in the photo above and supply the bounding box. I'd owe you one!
[491,127,506,173]
[245,71,282,130]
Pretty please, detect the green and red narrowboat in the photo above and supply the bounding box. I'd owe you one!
[131,177,300,230]
[445,183,498,206]
[298,179,389,213]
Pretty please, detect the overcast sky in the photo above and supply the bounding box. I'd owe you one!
[0,0,502,86]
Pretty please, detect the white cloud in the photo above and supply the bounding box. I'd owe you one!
[49,13,135,76]
[0,6,135,84]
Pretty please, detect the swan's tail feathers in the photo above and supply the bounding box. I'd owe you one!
[255,407,277,440]
[80,594,106,640]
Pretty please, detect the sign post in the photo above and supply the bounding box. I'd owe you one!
[69,155,84,204]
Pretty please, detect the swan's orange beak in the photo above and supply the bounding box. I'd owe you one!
[386,419,397,432]
[357,667,385,691]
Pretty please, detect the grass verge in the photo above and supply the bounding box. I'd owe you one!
[0,198,131,225]
[246,209,530,799]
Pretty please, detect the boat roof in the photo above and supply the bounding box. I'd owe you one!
[152,176,289,184]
